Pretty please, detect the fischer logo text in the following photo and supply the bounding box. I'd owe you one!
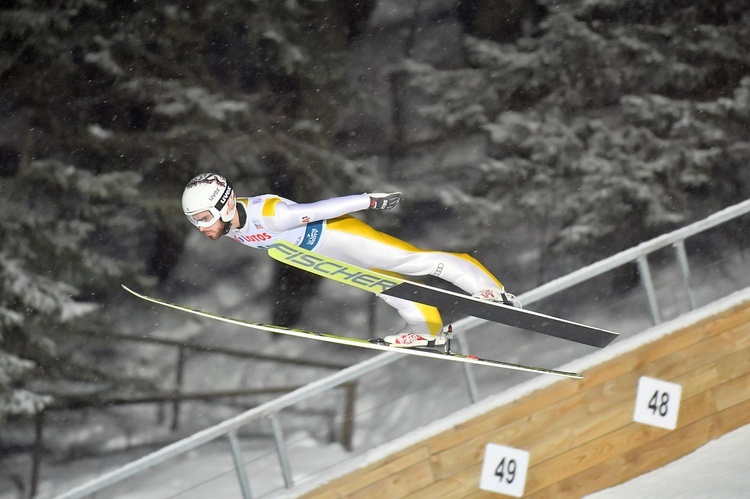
[271,243,399,292]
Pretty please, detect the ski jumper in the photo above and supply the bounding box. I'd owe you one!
[227,193,504,336]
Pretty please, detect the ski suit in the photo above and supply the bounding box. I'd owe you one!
[226,193,504,336]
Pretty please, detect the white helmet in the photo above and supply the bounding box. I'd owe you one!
[182,173,236,230]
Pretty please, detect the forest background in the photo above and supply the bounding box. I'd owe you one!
[1,0,750,485]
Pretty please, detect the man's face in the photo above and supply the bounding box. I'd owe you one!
[191,210,225,240]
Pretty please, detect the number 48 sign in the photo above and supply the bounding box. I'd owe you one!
[633,376,682,430]
[479,444,529,497]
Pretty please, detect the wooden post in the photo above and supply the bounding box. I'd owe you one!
[171,345,186,431]
[341,382,356,452]
[30,410,44,498]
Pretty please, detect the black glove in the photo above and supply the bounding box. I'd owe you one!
[368,192,402,210]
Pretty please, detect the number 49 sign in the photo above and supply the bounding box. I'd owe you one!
[633,376,682,430]
[479,444,529,497]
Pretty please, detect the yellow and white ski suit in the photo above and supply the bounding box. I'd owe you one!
[227,193,504,336]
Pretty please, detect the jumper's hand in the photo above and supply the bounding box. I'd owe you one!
[368,192,401,210]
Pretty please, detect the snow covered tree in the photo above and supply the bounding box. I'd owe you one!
[477,0,750,270]
[0,160,146,420]
[386,0,750,281]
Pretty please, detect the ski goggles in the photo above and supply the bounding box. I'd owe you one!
[185,208,223,228]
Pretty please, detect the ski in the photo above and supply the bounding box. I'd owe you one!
[122,285,582,379]
[267,240,618,348]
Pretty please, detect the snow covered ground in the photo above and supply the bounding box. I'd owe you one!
[587,423,750,499]
[4,229,750,498]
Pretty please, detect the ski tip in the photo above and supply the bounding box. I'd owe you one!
[121,284,143,299]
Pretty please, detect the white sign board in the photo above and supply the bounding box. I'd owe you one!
[479,443,530,497]
[633,376,682,430]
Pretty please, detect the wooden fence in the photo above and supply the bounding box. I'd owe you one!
[300,291,750,498]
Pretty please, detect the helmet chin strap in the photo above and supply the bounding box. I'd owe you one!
[221,219,232,235]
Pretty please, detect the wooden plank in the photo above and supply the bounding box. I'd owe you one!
[522,404,632,459]
[530,361,720,458]
[574,306,749,399]
[524,423,667,494]
[676,389,721,428]
[722,322,750,349]
[426,378,583,455]
[715,343,750,383]
[527,398,750,498]
[302,446,431,499]
[716,397,750,435]
[430,360,654,465]
[675,362,720,400]
[429,384,624,480]
[523,382,722,496]
[527,414,720,498]
[430,439,485,482]
[714,370,750,411]
[346,460,435,499]
[641,324,750,381]
[409,461,484,499]
[580,303,750,378]
[405,473,471,499]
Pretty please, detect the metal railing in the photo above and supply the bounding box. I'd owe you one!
[56,198,750,499]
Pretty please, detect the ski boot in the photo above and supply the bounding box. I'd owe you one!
[383,326,450,348]
[472,288,522,308]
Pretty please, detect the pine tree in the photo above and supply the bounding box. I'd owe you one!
[387,0,750,280]
[0,0,378,420]
[0,159,146,419]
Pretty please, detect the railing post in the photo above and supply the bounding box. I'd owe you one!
[171,345,186,431]
[453,334,479,403]
[270,414,294,489]
[637,255,662,324]
[341,383,356,452]
[227,431,253,499]
[674,240,696,310]
[368,295,378,337]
